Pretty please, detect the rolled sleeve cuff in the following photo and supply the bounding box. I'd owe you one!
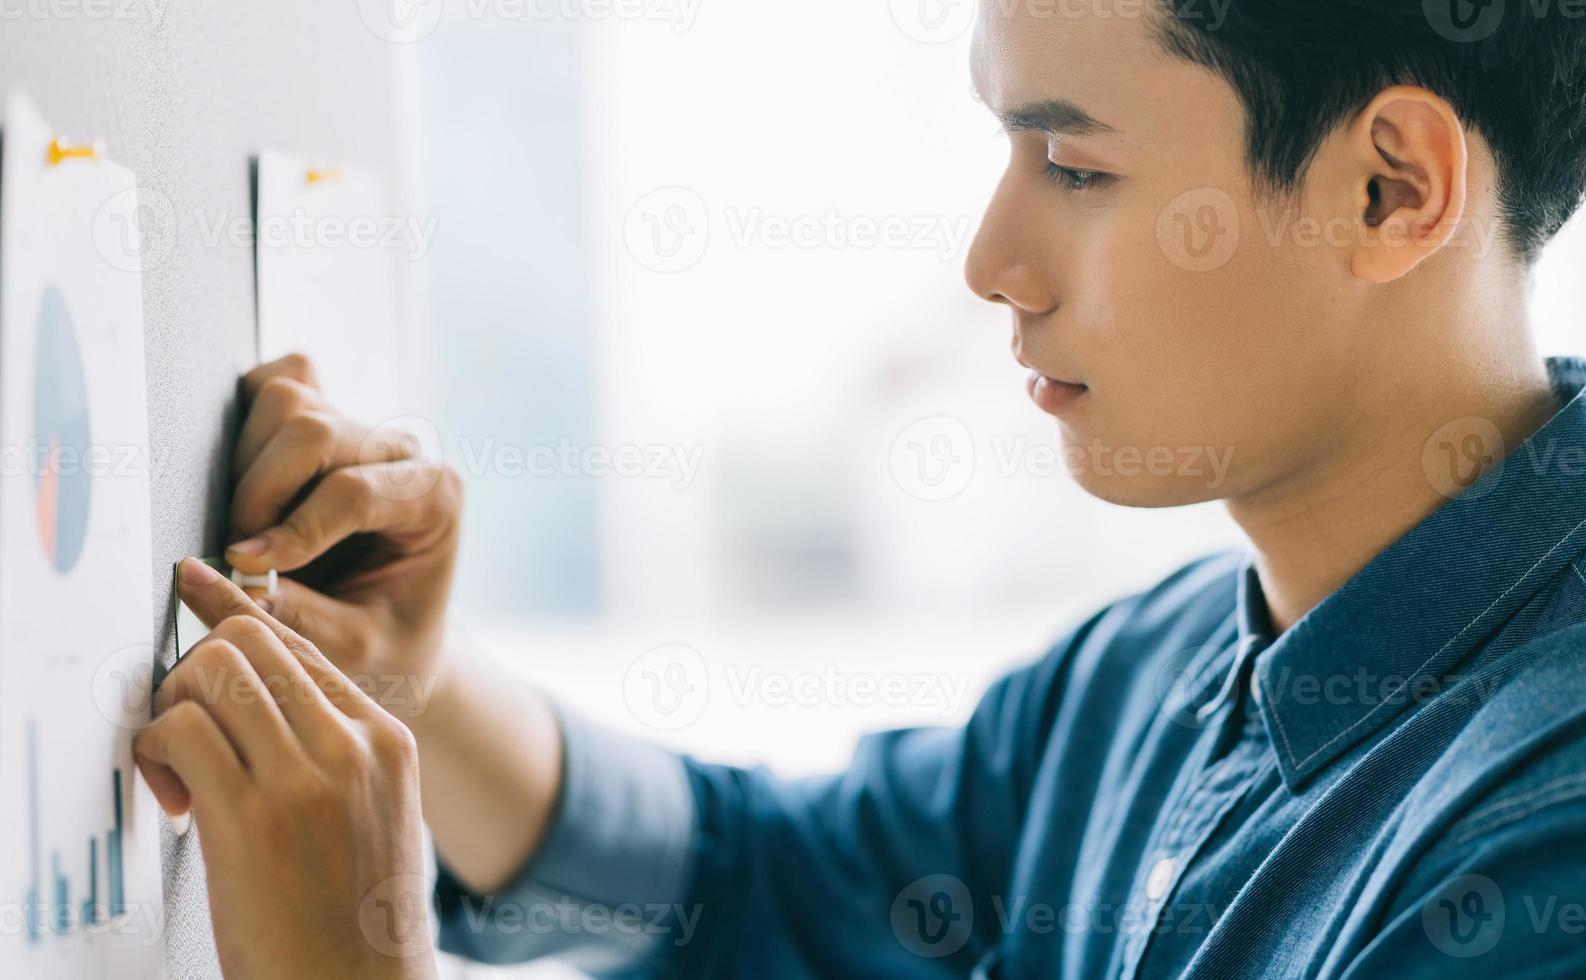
[433,704,698,975]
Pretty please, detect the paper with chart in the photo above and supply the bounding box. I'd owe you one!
[254,148,419,428]
[0,90,165,978]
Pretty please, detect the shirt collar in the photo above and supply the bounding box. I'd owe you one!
[1239,356,1586,790]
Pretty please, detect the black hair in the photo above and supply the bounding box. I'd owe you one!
[1156,0,1586,263]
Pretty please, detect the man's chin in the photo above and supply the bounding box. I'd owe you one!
[1062,454,1238,509]
[1068,474,1224,509]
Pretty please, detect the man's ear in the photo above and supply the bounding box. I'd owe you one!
[1334,85,1469,283]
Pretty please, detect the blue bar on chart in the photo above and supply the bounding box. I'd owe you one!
[109,767,125,917]
[84,836,99,926]
[51,850,67,935]
[26,719,40,944]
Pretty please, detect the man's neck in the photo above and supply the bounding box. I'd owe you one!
[1225,311,1559,634]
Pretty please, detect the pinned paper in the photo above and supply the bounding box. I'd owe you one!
[0,90,165,977]
[253,149,428,428]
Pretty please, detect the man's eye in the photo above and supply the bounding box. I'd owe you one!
[1044,162,1111,192]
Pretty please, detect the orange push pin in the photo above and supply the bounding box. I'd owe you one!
[47,136,102,166]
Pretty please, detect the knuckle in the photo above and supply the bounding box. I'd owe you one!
[162,699,212,735]
[320,728,367,773]
[279,507,319,548]
[413,462,464,529]
[366,716,419,769]
[216,613,274,647]
[437,464,465,506]
[328,467,379,522]
[256,375,308,415]
[327,463,373,497]
[283,410,337,451]
[369,425,420,462]
[186,638,247,683]
[184,640,257,707]
[285,769,330,806]
[280,352,316,379]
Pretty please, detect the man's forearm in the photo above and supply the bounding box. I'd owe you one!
[409,642,565,896]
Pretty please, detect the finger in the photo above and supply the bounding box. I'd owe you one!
[135,752,191,819]
[155,637,303,772]
[207,615,361,750]
[163,613,348,748]
[134,700,248,817]
[241,352,320,401]
[231,410,401,537]
[227,459,460,575]
[175,558,385,721]
[232,375,328,477]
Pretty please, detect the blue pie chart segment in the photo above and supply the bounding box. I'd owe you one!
[33,286,92,575]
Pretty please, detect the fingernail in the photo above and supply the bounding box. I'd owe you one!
[179,558,220,586]
[253,596,273,614]
[170,812,192,837]
[227,536,269,558]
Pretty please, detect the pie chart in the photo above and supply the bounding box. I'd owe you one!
[33,286,92,575]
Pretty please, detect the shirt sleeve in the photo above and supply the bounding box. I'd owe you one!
[434,620,1091,978]
[432,703,699,974]
[651,636,1081,979]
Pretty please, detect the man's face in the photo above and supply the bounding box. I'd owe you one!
[966,3,1368,507]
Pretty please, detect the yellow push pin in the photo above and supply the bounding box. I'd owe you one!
[305,167,343,185]
[47,136,102,166]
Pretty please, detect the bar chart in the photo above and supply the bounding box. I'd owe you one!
[23,722,129,942]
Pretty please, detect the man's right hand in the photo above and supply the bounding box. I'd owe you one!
[225,353,464,726]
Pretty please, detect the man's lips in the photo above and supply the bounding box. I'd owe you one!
[1026,370,1088,416]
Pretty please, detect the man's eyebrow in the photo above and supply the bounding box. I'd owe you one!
[998,100,1117,137]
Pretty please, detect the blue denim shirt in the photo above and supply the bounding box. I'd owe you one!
[435,357,1586,978]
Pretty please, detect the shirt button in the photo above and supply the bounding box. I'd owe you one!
[1145,857,1177,902]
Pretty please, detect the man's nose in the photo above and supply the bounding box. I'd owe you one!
[964,178,1059,315]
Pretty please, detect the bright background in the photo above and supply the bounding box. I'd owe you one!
[404,2,1586,975]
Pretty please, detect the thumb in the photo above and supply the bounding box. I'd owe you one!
[132,743,191,821]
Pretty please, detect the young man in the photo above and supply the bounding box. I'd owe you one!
[141,1,1586,977]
